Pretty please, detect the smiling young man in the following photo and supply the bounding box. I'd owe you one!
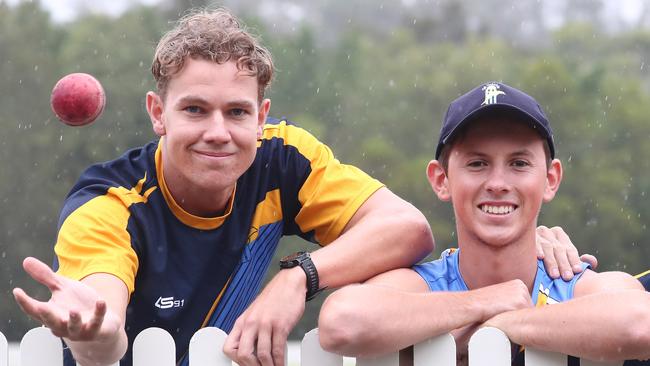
[319,82,650,364]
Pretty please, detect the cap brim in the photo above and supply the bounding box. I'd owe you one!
[436,103,554,159]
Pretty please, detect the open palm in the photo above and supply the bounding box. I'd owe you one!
[13,257,121,342]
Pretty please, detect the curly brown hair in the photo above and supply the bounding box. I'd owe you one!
[151,8,274,102]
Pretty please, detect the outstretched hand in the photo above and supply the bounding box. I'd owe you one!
[536,226,598,281]
[12,257,121,342]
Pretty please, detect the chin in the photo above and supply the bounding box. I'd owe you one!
[475,229,520,248]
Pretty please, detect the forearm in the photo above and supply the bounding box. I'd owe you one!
[319,285,486,357]
[312,202,433,288]
[487,290,650,361]
[67,328,128,366]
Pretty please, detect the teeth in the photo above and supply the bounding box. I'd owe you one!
[481,205,515,215]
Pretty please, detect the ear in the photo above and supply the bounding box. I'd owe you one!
[427,160,451,202]
[257,98,271,139]
[146,91,166,137]
[543,159,563,202]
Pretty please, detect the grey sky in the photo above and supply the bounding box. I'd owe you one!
[6,0,161,22]
[6,0,647,25]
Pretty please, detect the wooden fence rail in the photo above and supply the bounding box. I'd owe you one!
[0,327,622,366]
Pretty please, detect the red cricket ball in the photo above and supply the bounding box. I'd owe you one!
[50,73,106,126]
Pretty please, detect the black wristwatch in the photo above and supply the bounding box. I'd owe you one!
[279,251,325,301]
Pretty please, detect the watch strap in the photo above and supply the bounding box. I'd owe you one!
[298,256,325,301]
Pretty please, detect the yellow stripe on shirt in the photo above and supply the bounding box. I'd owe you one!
[55,174,154,295]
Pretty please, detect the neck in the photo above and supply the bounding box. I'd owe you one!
[457,228,538,293]
[162,164,233,218]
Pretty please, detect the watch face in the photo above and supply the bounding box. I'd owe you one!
[280,251,307,268]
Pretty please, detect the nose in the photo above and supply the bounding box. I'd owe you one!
[484,166,511,194]
[203,111,232,144]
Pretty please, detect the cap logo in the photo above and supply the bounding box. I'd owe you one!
[481,83,505,105]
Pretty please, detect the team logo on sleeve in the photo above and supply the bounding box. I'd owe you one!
[481,83,505,105]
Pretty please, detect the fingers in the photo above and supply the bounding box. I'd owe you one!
[225,317,262,366]
[537,225,583,280]
[14,287,68,337]
[13,287,47,323]
[271,327,288,366]
[256,325,273,366]
[237,323,261,366]
[552,244,573,280]
[13,287,65,331]
[550,226,582,277]
[67,310,82,336]
[580,254,598,269]
[536,227,560,279]
[223,318,243,360]
[86,300,107,333]
[536,225,550,259]
[22,257,61,292]
[39,303,69,337]
[14,286,107,342]
[225,316,283,366]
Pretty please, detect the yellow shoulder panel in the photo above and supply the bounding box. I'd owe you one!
[55,186,144,295]
[261,121,383,244]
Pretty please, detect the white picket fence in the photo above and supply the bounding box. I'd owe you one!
[0,326,623,366]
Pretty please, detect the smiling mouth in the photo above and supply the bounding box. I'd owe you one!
[479,204,517,215]
[195,150,233,158]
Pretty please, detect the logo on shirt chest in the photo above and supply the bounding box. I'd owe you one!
[155,296,185,309]
[535,284,559,306]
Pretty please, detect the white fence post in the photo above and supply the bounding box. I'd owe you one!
[356,351,399,366]
[0,331,7,366]
[20,327,62,366]
[1,327,634,365]
[188,327,232,366]
[132,327,175,366]
[300,328,342,366]
[467,327,510,366]
[525,348,566,366]
[414,333,456,366]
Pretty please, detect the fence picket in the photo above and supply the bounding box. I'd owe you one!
[414,333,456,366]
[467,327,510,366]
[300,329,342,366]
[525,348,566,366]
[0,328,637,366]
[132,327,175,366]
[20,327,62,366]
[356,351,399,366]
[0,331,7,366]
[188,327,232,366]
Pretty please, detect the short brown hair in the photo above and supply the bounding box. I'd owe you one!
[151,8,274,102]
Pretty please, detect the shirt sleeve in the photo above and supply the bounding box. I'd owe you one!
[264,121,384,245]
[55,189,139,295]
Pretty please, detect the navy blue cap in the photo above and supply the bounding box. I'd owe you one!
[435,82,554,159]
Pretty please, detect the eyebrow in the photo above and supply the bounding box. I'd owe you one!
[176,95,210,106]
[225,99,256,109]
[175,95,256,109]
